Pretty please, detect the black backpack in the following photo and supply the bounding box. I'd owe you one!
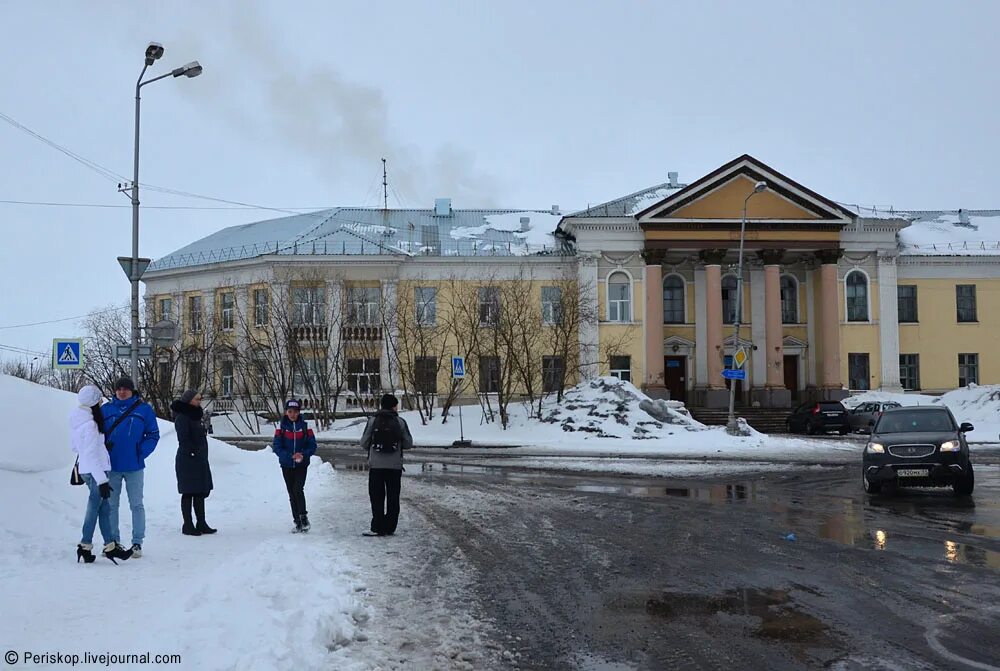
[371,412,402,453]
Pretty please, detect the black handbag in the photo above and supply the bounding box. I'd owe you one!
[70,458,84,486]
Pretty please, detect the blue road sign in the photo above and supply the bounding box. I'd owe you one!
[451,356,466,379]
[722,368,746,381]
[53,339,84,370]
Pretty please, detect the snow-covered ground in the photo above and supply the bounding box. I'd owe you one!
[846,384,1000,442]
[0,375,491,670]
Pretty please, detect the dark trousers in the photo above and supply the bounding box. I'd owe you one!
[369,468,402,535]
[281,466,309,522]
[180,494,208,525]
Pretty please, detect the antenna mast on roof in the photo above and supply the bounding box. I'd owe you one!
[382,158,389,212]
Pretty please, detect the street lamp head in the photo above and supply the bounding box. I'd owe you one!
[753,180,767,194]
[145,42,164,66]
[172,61,203,78]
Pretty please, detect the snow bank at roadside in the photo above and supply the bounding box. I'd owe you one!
[0,375,370,670]
[846,384,1000,442]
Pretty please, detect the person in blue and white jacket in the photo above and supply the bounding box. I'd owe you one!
[272,399,318,532]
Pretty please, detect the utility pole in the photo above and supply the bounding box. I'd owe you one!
[382,157,388,211]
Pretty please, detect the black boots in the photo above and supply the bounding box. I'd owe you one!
[182,495,216,536]
[193,496,216,534]
[182,522,202,536]
[195,521,217,534]
[299,514,311,533]
[76,543,96,564]
[102,542,133,564]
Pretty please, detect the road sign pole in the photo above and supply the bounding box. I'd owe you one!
[459,403,465,443]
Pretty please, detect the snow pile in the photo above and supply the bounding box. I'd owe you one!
[898,211,1000,256]
[846,384,1000,442]
[0,375,369,670]
[539,377,702,439]
[449,211,561,251]
[0,375,81,472]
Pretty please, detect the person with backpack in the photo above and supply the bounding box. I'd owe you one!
[272,399,317,533]
[360,394,413,537]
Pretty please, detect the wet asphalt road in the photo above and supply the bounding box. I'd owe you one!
[387,458,1000,670]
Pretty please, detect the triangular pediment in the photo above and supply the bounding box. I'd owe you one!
[637,155,855,225]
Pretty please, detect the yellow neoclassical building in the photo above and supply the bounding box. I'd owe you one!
[142,154,999,415]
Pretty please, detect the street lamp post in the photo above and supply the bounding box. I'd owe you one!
[128,42,202,382]
[726,180,768,435]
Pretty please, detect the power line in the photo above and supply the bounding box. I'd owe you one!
[0,343,50,358]
[0,199,335,211]
[0,306,126,331]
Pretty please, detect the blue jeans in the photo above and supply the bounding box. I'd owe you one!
[108,470,145,546]
[81,473,111,546]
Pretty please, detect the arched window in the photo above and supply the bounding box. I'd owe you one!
[608,272,631,322]
[663,275,685,324]
[780,275,798,324]
[722,275,739,324]
[846,271,869,322]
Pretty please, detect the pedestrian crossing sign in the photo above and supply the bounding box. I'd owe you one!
[53,339,84,370]
[451,356,466,379]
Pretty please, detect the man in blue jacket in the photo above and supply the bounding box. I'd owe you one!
[272,399,318,532]
[102,377,160,558]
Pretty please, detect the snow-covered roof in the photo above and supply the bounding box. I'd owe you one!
[149,207,568,272]
[567,181,687,218]
[898,210,1000,256]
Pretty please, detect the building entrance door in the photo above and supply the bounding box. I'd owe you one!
[783,355,799,401]
[664,356,687,402]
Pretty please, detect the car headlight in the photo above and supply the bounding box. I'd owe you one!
[866,442,885,453]
[940,440,961,452]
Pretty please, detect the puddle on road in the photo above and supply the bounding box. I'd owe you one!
[329,457,1000,569]
[645,587,831,646]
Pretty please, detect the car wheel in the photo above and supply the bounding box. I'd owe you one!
[953,464,975,497]
[785,419,794,434]
[838,427,849,436]
[862,469,882,494]
[805,422,815,436]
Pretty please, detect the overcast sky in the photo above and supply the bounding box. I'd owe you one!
[2,0,998,357]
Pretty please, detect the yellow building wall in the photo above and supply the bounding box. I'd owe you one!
[598,324,643,380]
[898,278,1000,391]
[666,176,821,220]
[838,276,881,389]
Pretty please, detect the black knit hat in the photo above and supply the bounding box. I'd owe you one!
[114,377,136,392]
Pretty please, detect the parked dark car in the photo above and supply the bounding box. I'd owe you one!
[848,401,902,433]
[862,406,974,496]
[785,401,850,435]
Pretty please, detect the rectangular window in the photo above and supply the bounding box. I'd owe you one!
[292,287,326,325]
[780,279,797,324]
[220,360,234,397]
[253,288,269,327]
[609,355,631,383]
[157,361,171,397]
[479,287,500,326]
[415,287,437,326]
[541,286,563,325]
[848,353,870,391]
[542,356,565,393]
[220,292,235,331]
[158,297,173,322]
[255,358,268,394]
[897,285,918,323]
[347,358,380,395]
[292,357,324,396]
[899,354,920,391]
[608,280,631,322]
[186,360,202,389]
[958,353,979,387]
[187,296,202,334]
[956,285,977,322]
[478,356,500,393]
[347,287,380,325]
[414,356,438,394]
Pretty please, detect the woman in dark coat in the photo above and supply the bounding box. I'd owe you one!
[172,390,215,536]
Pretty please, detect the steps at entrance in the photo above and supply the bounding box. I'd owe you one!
[687,407,791,434]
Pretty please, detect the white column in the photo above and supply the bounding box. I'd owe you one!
[877,253,903,391]
[578,254,600,379]
[694,267,707,387]
[749,268,767,386]
[380,279,399,390]
[805,270,817,387]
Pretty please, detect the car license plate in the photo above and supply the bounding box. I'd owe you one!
[824,412,840,417]
[897,469,927,478]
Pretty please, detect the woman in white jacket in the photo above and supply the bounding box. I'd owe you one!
[70,386,132,564]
